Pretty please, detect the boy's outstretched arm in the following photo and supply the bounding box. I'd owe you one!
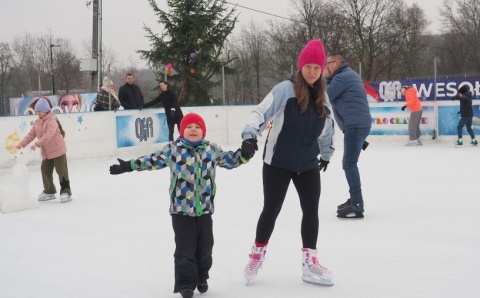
[109,158,134,175]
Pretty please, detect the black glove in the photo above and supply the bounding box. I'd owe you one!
[241,138,258,159]
[362,141,369,151]
[109,158,133,175]
[318,159,329,172]
[401,106,406,111]
[170,109,176,117]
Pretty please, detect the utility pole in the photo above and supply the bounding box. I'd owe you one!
[91,0,102,92]
[48,28,61,95]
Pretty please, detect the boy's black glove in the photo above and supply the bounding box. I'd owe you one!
[318,159,329,172]
[401,105,406,111]
[170,108,176,117]
[109,158,133,175]
[241,138,258,159]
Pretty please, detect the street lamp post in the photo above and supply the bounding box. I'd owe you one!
[50,43,61,95]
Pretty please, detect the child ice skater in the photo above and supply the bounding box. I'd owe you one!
[109,113,257,298]
[16,97,72,203]
[452,85,478,146]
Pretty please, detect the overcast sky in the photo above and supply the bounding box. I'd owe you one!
[0,0,443,68]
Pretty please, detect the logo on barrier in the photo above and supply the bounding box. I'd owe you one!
[115,113,168,148]
[135,117,154,142]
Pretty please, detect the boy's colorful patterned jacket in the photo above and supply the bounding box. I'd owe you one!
[130,139,248,217]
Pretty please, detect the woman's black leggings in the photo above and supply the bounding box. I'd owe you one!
[255,163,321,249]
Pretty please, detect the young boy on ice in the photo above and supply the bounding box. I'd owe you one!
[109,113,257,298]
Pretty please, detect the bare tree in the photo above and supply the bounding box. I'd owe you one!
[315,4,353,55]
[11,33,50,95]
[373,3,429,80]
[440,0,480,71]
[337,0,405,80]
[290,0,322,40]
[54,40,82,94]
[229,22,268,103]
[264,20,306,81]
[0,43,17,115]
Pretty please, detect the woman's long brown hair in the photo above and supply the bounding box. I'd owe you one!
[294,71,327,117]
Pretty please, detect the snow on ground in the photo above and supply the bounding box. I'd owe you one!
[1,140,479,298]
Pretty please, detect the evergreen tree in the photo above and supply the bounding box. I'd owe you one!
[139,0,237,106]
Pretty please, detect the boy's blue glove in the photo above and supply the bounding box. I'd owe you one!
[109,158,133,175]
[318,159,329,172]
[241,138,258,159]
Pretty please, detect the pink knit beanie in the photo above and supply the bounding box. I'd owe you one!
[297,39,326,70]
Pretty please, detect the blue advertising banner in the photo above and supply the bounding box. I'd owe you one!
[438,104,480,135]
[116,113,169,148]
[365,76,480,102]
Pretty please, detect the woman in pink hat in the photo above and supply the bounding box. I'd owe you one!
[240,39,335,286]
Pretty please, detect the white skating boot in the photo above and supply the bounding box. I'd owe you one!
[301,248,334,286]
[38,192,57,201]
[243,245,267,284]
[60,193,72,203]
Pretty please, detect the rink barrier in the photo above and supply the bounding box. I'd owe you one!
[1,102,479,170]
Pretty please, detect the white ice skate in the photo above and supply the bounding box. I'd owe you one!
[243,245,267,284]
[60,193,72,203]
[301,248,334,286]
[38,192,57,201]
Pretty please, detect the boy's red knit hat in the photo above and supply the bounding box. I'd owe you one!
[180,113,206,138]
[297,39,326,70]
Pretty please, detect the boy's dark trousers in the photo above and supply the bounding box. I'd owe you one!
[172,214,213,293]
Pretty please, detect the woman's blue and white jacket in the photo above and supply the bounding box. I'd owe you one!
[130,139,247,217]
[242,79,335,173]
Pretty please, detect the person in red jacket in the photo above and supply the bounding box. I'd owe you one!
[400,85,423,146]
[16,97,72,203]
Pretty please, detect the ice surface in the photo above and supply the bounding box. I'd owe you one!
[0,141,479,298]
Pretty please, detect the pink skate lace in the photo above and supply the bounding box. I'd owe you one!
[247,252,263,271]
[303,249,331,276]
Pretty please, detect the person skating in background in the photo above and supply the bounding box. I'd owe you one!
[118,73,144,109]
[109,113,256,298]
[452,85,478,146]
[15,98,72,203]
[142,80,184,141]
[94,77,123,111]
[240,39,335,286]
[323,53,371,219]
[400,85,423,146]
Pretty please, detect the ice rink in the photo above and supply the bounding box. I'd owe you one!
[1,140,479,298]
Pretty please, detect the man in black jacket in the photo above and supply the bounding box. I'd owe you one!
[118,73,144,109]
